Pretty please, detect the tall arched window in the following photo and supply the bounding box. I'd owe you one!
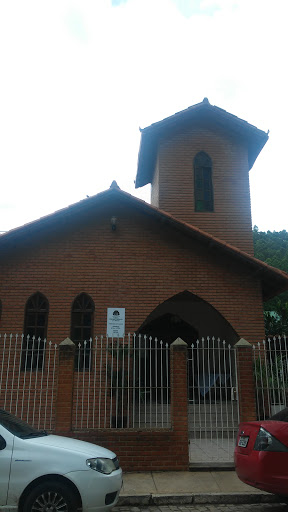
[194,151,214,212]
[22,292,49,370]
[71,293,94,370]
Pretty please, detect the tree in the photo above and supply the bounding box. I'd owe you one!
[253,226,288,335]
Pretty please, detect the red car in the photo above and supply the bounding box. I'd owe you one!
[235,408,288,499]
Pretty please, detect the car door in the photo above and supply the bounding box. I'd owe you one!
[0,425,13,506]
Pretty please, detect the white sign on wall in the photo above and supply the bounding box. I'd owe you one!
[107,308,125,338]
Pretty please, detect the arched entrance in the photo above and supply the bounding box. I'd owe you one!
[138,290,238,344]
[136,291,240,464]
[136,290,238,403]
[137,312,198,402]
[138,312,198,345]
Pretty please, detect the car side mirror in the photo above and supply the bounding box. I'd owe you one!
[0,435,6,450]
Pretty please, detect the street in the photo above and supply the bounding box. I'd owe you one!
[113,504,287,512]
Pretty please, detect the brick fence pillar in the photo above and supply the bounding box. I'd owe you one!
[235,338,257,422]
[170,338,189,469]
[55,338,75,433]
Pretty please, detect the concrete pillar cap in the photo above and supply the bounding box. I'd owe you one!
[59,337,75,346]
[235,338,252,347]
[171,337,187,347]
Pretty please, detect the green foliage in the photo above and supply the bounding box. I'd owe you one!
[253,227,288,335]
[254,355,288,390]
[253,226,288,273]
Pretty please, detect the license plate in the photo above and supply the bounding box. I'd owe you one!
[238,436,249,448]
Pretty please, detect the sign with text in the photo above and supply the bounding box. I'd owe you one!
[107,308,125,338]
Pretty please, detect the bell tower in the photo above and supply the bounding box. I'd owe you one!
[135,99,268,255]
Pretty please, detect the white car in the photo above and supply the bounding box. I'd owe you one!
[0,409,122,512]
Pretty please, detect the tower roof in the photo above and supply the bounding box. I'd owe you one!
[135,98,269,188]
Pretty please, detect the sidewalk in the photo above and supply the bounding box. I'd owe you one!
[118,471,282,506]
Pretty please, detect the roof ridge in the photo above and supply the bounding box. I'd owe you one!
[1,186,288,299]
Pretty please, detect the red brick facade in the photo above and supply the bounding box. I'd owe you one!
[1,100,288,470]
[53,338,189,471]
[151,126,254,254]
[0,198,266,344]
[235,339,257,422]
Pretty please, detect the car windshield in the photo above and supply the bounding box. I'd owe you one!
[0,409,48,439]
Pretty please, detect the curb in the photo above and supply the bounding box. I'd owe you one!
[118,493,283,506]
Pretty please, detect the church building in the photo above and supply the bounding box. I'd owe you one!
[1,99,288,470]
[1,98,287,345]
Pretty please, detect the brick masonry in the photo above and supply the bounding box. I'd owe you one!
[0,107,271,469]
[0,197,266,469]
[151,125,254,255]
[0,198,265,345]
[54,339,189,471]
[235,339,257,422]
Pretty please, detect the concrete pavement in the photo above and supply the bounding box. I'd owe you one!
[118,471,283,506]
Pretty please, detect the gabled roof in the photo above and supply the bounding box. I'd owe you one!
[1,182,287,302]
[135,98,269,188]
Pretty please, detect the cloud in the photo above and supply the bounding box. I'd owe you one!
[0,0,287,232]
[111,0,129,6]
[65,8,88,41]
[172,0,221,17]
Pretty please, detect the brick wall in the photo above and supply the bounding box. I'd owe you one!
[151,125,254,255]
[54,338,189,471]
[0,197,265,345]
[235,339,257,422]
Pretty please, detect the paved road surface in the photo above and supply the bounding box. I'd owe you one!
[113,504,287,512]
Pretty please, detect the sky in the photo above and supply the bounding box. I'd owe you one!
[0,0,287,234]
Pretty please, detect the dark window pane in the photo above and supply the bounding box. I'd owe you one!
[37,313,46,326]
[35,328,45,339]
[26,313,36,326]
[196,200,204,212]
[72,312,82,324]
[71,293,94,370]
[83,328,91,340]
[22,293,48,371]
[72,328,82,340]
[194,153,213,212]
[83,313,92,326]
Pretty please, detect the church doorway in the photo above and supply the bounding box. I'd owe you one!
[137,313,198,402]
[136,290,239,406]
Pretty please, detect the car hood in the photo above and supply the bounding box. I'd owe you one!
[25,434,116,458]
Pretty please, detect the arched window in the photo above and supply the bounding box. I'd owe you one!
[194,152,214,212]
[71,293,94,370]
[22,292,49,370]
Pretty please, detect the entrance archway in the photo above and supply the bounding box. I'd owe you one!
[136,290,239,404]
[136,291,240,464]
[138,312,198,345]
[137,313,198,402]
[137,290,238,344]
